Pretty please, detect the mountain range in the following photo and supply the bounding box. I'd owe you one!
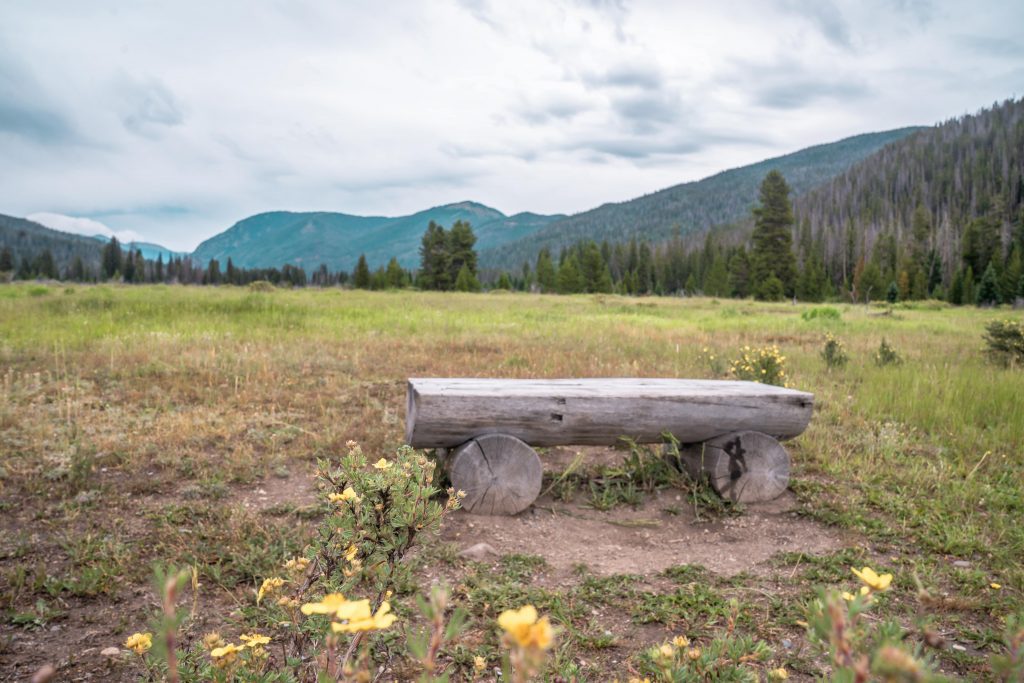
[4,97,1021,283]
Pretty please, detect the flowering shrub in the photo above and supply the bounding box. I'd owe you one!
[873,338,902,366]
[821,333,849,370]
[699,346,726,376]
[498,604,556,683]
[127,442,462,682]
[730,345,788,387]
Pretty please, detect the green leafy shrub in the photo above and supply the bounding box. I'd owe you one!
[873,338,902,366]
[801,306,841,321]
[821,333,849,370]
[983,318,1024,367]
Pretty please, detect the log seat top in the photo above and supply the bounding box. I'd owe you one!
[406,377,813,449]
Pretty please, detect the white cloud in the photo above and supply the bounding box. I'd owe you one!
[0,0,1021,252]
[27,212,145,244]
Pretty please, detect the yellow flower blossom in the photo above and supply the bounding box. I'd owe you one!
[301,593,351,615]
[345,439,359,450]
[257,576,286,604]
[373,458,392,470]
[497,605,554,650]
[658,643,675,658]
[124,632,152,654]
[210,643,243,667]
[457,489,467,498]
[851,566,893,592]
[990,582,1002,590]
[672,635,690,648]
[768,667,789,680]
[474,655,486,671]
[239,633,271,648]
[687,647,702,660]
[202,632,224,651]
[283,556,310,572]
[344,544,359,562]
[842,586,871,601]
[331,601,397,633]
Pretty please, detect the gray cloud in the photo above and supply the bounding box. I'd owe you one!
[754,79,871,110]
[0,55,78,144]
[118,76,185,137]
[583,62,663,90]
[783,0,852,49]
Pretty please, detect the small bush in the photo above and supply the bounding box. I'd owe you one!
[730,345,788,387]
[27,285,51,297]
[801,306,841,321]
[821,333,848,370]
[873,338,902,366]
[983,318,1024,367]
[248,280,275,292]
[698,346,725,376]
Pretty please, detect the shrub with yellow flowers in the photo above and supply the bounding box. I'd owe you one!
[633,601,773,682]
[124,442,462,682]
[804,565,947,681]
[729,345,789,387]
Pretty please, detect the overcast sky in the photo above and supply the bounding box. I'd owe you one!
[2,0,1022,251]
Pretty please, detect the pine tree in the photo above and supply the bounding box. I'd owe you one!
[760,274,785,301]
[454,263,481,292]
[206,258,221,285]
[727,248,751,298]
[155,254,165,282]
[704,253,729,297]
[750,170,797,299]
[999,245,1021,304]
[385,257,404,289]
[35,250,57,279]
[418,222,451,291]
[0,246,13,272]
[886,281,899,303]
[580,241,612,293]
[70,256,86,281]
[447,221,478,286]
[557,254,584,294]
[123,250,136,282]
[495,272,513,290]
[949,269,964,304]
[976,262,1000,306]
[856,260,885,302]
[102,237,123,280]
[962,265,976,306]
[353,254,371,289]
[226,257,236,285]
[535,249,557,293]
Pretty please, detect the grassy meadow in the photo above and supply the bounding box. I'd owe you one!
[0,283,1022,680]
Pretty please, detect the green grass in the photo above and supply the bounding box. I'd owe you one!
[1,283,1022,679]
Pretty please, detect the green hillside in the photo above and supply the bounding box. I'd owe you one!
[479,127,923,270]
[0,214,105,276]
[191,201,563,271]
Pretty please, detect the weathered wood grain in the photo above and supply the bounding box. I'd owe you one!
[406,378,813,448]
[679,430,790,503]
[447,434,542,515]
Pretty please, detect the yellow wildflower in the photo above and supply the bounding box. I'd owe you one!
[345,439,359,450]
[842,586,871,601]
[687,647,702,660]
[124,632,152,654]
[474,655,486,671]
[344,544,359,562]
[672,635,690,648]
[257,576,286,604]
[851,566,893,592]
[990,582,1002,590]
[301,593,351,615]
[768,667,789,680]
[629,679,652,683]
[497,605,554,650]
[331,601,397,633]
[283,556,310,572]
[239,633,271,648]
[457,489,467,498]
[658,643,675,658]
[202,632,224,650]
[210,643,243,667]
[276,596,299,609]
[373,458,392,470]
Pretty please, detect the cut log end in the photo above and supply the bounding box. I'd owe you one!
[679,430,790,504]
[447,434,542,516]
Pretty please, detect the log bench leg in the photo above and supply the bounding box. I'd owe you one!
[447,433,543,515]
[679,430,790,504]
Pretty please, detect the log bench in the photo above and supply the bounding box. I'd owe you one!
[405,378,814,515]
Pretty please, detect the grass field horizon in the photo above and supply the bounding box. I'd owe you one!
[1,283,1022,680]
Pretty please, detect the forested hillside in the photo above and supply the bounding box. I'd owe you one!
[790,97,1024,301]
[0,214,104,279]
[479,128,922,271]
[192,202,562,271]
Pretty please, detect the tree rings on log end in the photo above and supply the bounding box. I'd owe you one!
[680,430,790,504]
[448,434,542,515]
